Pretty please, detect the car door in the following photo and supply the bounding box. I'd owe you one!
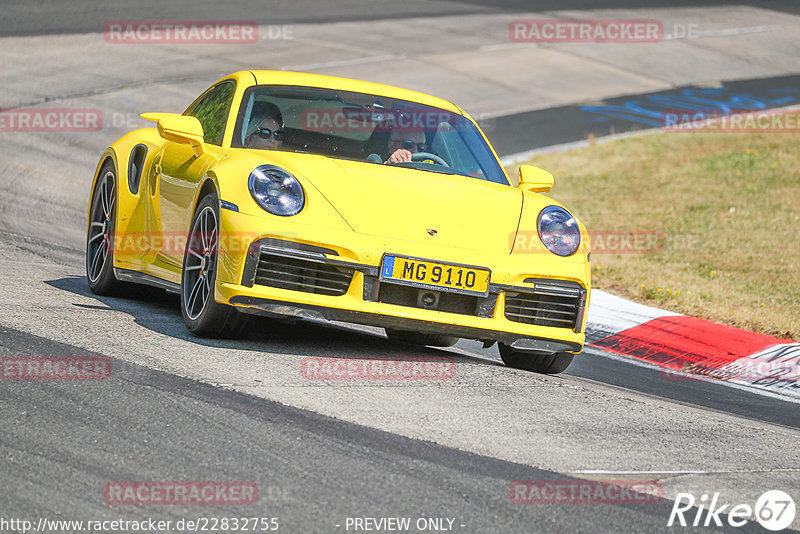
[153,80,236,276]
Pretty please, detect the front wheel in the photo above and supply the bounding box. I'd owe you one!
[86,160,124,295]
[180,194,250,338]
[499,343,574,374]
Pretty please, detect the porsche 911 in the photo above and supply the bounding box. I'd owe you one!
[86,71,590,373]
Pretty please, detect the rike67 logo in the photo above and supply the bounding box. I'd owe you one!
[668,490,796,531]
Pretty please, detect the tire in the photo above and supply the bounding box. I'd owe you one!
[385,328,459,348]
[499,343,574,374]
[86,160,124,295]
[180,193,250,338]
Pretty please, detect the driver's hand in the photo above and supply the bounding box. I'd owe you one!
[388,149,412,163]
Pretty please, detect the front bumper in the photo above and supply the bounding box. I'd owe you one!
[214,209,589,353]
[227,292,582,353]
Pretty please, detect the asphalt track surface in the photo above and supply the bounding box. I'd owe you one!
[1,2,799,533]
[3,0,800,38]
[2,324,773,534]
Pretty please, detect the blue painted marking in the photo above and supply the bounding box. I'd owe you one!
[580,86,800,127]
[382,256,395,278]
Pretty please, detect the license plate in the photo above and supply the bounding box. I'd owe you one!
[380,255,490,295]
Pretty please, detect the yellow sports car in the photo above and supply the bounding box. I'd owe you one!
[86,71,590,373]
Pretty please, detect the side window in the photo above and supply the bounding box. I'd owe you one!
[184,81,236,146]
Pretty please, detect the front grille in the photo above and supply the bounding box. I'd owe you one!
[254,252,355,296]
[504,287,582,329]
[377,283,480,315]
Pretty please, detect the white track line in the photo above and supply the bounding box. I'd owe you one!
[571,468,800,475]
[668,24,782,39]
[570,470,708,475]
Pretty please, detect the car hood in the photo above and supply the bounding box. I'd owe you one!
[293,157,523,254]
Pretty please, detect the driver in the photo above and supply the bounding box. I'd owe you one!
[244,102,284,150]
[386,128,427,163]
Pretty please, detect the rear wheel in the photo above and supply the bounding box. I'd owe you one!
[181,194,250,338]
[86,161,124,295]
[499,343,574,374]
[385,328,459,348]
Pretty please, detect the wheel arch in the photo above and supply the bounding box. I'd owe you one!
[86,149,119,233]
[194,174,221,216]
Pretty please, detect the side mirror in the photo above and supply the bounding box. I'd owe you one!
[156,115,205,156]
[518,165,554,193]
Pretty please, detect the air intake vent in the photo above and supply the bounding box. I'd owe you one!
[504,288,582,329]
[254,251,354,296]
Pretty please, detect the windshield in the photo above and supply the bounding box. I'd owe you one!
[231,85,508,185]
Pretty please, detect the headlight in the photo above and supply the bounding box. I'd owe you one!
[537,205,581,256]
[248,165,305,216]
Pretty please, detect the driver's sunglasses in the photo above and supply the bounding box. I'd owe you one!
[392,139,427,151]
[257,128,284,140]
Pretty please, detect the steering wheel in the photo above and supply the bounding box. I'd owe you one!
[411,152,449,167]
